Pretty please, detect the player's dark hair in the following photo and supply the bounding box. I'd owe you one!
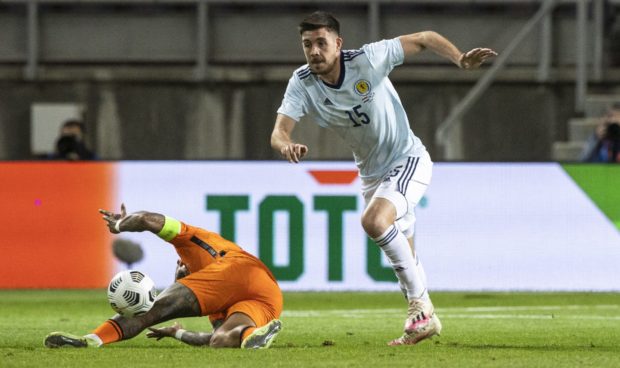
[298,11,340,36]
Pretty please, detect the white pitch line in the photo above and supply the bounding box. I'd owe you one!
[282,305,620,320]
[439,314,620,320]
[440,304,620,313]
[442,314,553,320]
[283,309,402,317]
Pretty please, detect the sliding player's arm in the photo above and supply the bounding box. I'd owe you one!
[271,114,308,163]
[99,203,165,234]
[398,31,496,69]
[147,322,212,347]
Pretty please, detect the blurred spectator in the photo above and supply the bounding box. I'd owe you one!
[48,119,97,161]
[580,103,620,163]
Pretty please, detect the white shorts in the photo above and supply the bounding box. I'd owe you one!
[361,151,433,238]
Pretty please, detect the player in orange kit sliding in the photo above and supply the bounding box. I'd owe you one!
[44,204,283,349]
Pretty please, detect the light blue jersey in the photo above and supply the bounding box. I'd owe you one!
[277,37,427,180]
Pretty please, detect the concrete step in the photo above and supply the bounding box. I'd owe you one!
[585,95,620,117]
[568,117,600,142]
[552,141,587,162]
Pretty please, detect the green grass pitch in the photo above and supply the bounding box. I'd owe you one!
[2,290,620,367]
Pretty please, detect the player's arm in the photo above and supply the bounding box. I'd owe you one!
[147,322,212,347]
[99,203,165,234]
[398,31,496,69]
[271,113,308,163]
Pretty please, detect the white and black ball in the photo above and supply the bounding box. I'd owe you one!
[107,270,157,317]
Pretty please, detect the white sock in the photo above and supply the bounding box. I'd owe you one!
[399,258,429,300]
[415,253,428,290]
[84,333,103,347]
[373,225,428,301]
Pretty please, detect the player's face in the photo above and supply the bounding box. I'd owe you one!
[301,28,342,76]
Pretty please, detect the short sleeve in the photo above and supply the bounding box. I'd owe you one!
[277,74,309,122]
[361,38,405,76]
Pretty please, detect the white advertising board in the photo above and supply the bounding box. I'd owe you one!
[115,162,620,291]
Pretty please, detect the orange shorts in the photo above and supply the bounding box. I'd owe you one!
[177,252,283,328]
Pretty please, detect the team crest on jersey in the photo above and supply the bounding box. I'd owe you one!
[354,79,375,104]
[354,80,371,96]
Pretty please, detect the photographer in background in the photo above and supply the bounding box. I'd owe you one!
[581,103,620,163]
[583,122,620,163]
[49,119,97,161]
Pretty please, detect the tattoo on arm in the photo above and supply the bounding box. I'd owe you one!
[119,212,165,233]
[179,331,213,347]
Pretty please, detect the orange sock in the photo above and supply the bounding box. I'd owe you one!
[92,319,123,345]
[241,327,256,342]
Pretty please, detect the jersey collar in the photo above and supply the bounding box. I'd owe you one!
[320,51,345,90]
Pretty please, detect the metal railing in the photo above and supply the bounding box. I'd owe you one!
[435,0,607,160]
[3,0,614,159]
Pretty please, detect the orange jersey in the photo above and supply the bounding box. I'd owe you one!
[169,222,282,327]
[170,222,245,272]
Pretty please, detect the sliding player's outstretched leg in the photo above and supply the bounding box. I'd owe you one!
[45,283,201,348]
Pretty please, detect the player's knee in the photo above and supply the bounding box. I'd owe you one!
[209,330,240,348]
[362,200,397,238]
[361,211,391,238]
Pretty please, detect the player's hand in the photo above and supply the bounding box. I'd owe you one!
[99,203,128,234]
[175,259,190,281]
[147,322,183,341]
[459,48,497,69]
[280,143,308,163]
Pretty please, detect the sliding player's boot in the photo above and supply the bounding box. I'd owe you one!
[241,319,282,349]
[44,332,98,348]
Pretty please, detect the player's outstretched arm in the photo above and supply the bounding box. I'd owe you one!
[147,322,213,347]
[399,31,497,69]
[271,114,308,163]
[99,203,165,234]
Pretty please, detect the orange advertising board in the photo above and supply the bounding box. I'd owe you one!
[0,162,116,288]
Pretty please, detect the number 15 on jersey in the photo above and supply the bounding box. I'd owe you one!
[346,104,371,127]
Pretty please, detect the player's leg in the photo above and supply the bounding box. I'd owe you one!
[45,282,201,348]
[361,154,439,345]
[240,318,282,349]
[362,197,432,319]
[211,302,282,350]
[391,156,441,345]
[408,237,427,286]
[398,235,437,339]
[386,235,442,346]
[213,259,283,349]
[406,236,442,340]
[394,181,442,337]
[361,162,430,303]
[231,295,283,349]
[208,312,256,348]
[111,282,201,340]
[396,236,426,300]
[362,197,428,301]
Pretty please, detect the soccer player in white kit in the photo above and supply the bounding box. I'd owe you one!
[271,11,496,346]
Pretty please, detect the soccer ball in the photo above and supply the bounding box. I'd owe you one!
[107,270,157,317]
